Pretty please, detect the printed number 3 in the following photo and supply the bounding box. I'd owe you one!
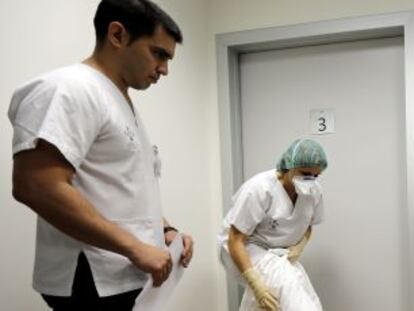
[318,117,327,132]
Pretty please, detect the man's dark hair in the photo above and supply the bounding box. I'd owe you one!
[94,0,183,46]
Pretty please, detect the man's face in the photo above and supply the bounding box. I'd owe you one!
[120,25,176,90]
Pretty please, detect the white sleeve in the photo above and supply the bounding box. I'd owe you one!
[9,79,105,170]
[311,195,324,225]
[227,183,267,236]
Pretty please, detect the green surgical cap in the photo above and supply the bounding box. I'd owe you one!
[276,139,328,172]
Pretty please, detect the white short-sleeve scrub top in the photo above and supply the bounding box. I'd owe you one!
[9,64,164,297]
[218,170,324,270]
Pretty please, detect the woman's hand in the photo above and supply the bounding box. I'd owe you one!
[288,226,312,263]
[242,268,280,311]
[287,245,302,263]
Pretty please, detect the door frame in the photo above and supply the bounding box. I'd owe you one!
[216,11,414,311]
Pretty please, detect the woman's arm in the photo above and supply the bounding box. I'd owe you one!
[228,225,252,272]
[228,225,279,311]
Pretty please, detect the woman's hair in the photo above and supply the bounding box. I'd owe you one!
[276,139,328,172]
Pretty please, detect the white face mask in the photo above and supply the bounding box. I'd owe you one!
[292,175,320,196]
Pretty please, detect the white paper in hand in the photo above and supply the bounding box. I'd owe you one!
[133,234,185,311]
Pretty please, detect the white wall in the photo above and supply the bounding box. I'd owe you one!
[207,0,414,34]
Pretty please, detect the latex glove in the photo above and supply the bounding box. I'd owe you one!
[288,227,311,263]
[287,245,302,263]
[242,268,280,311]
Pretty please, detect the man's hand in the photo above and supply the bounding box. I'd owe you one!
[180,234,194,268]
[164,230,194,268]
[129,243,172,287]
[164,230,178,246]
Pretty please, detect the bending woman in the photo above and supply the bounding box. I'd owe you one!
[218,139,328,311]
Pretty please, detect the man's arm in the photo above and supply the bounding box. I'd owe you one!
[12,140,172,286]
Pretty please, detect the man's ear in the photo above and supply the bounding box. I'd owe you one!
[107,21,130,49]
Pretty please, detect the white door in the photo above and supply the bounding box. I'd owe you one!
[239,37,408,310]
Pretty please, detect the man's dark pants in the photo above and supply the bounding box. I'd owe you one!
[42,253,142,311]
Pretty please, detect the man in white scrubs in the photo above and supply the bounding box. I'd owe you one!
[8,0,193,310]
[218,139,328,311]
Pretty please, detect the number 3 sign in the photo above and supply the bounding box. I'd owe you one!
[310,109,335,135]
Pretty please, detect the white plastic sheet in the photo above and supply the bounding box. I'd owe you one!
[239,250,323,311]
[133,234,185,311]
